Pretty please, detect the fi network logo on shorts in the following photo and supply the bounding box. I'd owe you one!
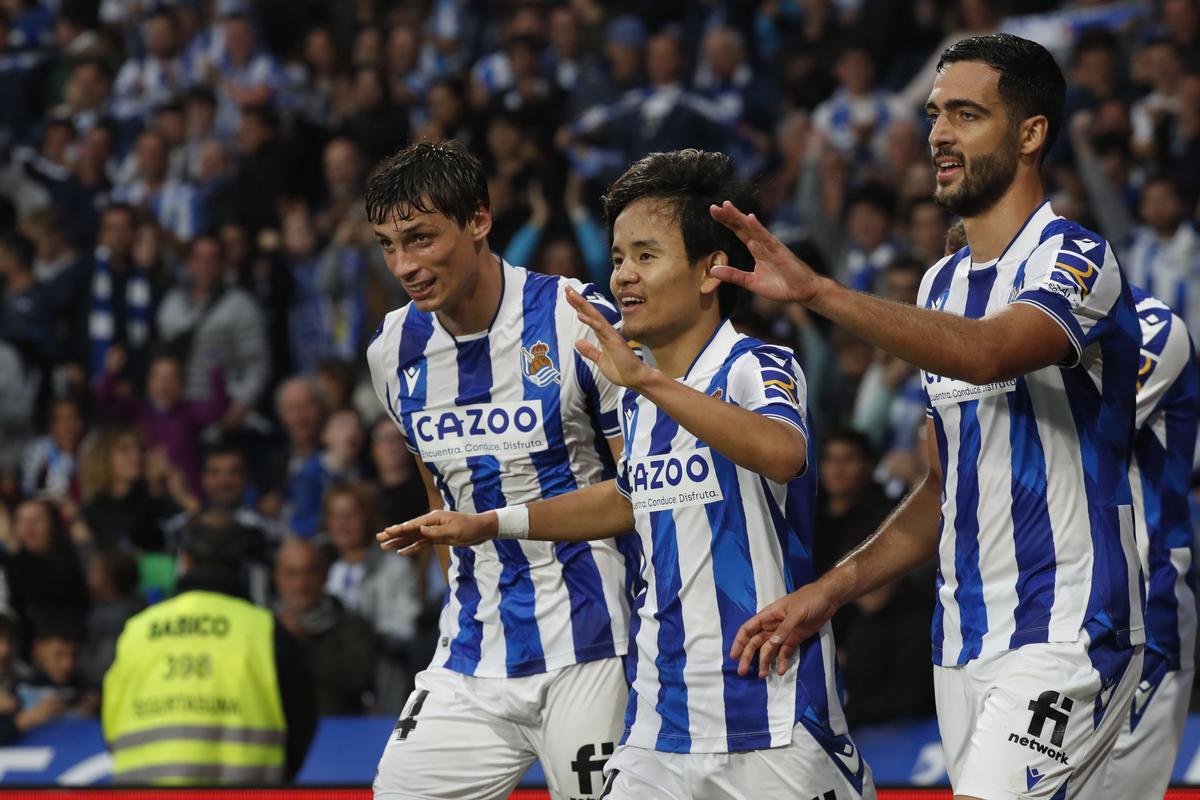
[570,741,614,798]
[1007,690,1073,765]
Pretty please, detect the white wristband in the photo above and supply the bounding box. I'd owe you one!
[494,505,530,539]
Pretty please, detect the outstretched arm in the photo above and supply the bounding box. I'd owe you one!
[377,480,634,553]
[709,202,1072,385]
[731,418,943,677]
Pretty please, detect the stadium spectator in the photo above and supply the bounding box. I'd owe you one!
[1,500,88,643]
[86,204,157,384]
[93,351,227,497]
[156,234,270,428]
[80,549,143,686]
[812,430,895,577]
[813,44,907,171]
[110,131,203,244]
[111,10,184,124]
[15,609,96,725]
[79,425,192,553]
[103,512,316,784]
[273,536,377,715]
[0,607,32,744]
[320,482,419,713]
[1122,174,1200,332]
[268,377,326,538]
[20,396,85,501]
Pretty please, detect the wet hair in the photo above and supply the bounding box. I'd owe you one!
[936,33,1066,162]
[602,149,754,318]
[364,139,489,228]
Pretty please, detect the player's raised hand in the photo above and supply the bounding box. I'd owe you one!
[565,286,655,390]
[730,585,838,678]
[378,509,496,554]
[709,201,822,305]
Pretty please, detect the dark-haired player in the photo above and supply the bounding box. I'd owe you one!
[364,140,640,800]
[716,34,1144,798]
[380,149,874,800]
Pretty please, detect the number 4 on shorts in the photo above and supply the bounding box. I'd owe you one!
[394,689,429,741]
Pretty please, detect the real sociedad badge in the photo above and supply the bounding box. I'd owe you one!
[522,341,562,386]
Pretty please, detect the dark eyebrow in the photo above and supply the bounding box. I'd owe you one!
[926,98,992,116]
[611,239,663,254]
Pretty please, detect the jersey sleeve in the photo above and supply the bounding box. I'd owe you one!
[366,315,418,453]
[1012,233,1124,367]
[568,281,624,439]
[1136,311,1193,430]
[726,343,810,440]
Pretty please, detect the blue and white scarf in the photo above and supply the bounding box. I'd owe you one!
[88,246,153,375]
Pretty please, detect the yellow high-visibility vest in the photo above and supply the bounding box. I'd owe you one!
[102,590,287,785]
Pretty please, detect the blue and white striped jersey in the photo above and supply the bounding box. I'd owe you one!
[367,260,641,678]
[917,200,1145,667]
[1129,286,1198,671]
[615,321,851,762]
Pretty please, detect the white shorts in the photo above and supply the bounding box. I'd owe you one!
[933,629,1142,800]
[1103,652,1192,800]
[598,722,876,800]
[373,657,628,800]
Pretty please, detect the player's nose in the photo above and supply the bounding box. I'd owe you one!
[928,114,954,149]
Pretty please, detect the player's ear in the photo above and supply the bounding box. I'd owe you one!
[468,205,493,242]
[700,251,726,298]
[1019,115,1049,161]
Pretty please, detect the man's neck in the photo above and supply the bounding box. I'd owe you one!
[437,251,503,338]
[645,313,723,380]
[962,174,1045,263]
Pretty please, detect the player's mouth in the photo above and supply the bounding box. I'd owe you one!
[935,154,965,183]
[406,277,437,301]
[618,293,646,317]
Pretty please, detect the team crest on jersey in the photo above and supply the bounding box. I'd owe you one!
[521,340,561,387]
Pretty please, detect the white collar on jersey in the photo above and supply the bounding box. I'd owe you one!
[430,255,523,342]
[993,199,1058,268]
[676,318,743,384]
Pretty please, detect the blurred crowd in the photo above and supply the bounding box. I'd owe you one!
[0,0,1198,739]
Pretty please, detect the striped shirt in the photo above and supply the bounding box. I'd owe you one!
[615,321,848,758]
[1130,286,1198,671]
[367,260,641,678]
[918,200,1144,666]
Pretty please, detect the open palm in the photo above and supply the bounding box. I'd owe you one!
[565,287,654,390]
[709,201,821,304]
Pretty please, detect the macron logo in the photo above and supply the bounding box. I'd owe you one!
[1026,766,1045,791]
[402,366,421,393]
[1073,238,1100,254]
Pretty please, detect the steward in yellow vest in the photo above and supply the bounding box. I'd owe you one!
[103,512,316,784]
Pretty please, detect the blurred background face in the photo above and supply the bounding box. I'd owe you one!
[100,209,136,257]
[278,381,323,448]
[50,402,84,451]
[146,358,183,408]
[135,133,168,181]
[646,34,683,86]
[370,421,412,477]
[703,28,742,81]
[187,237,224,291]
[144,15,175,59]
[1140,182,1183,232]
[304,27,337,73]
[548,7,579,57]
[847,203,890,250]
[15,501,56,555]
[33,638,79,685]
[224,17,254,64]
[275,542,325,611]
[820,439,871,497]
[836,49,874,94]
[283,209,318,258]
[202,452,247,509]
[908,202,948,260]
[326,492,367,555]
[110,434,143,486]
[323,138,362,193]
[323,409,364,460]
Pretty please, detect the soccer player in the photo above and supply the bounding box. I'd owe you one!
[381,150,875,800]
[712,34,1144,798]
[364,140,641,800]
[1103,286,1198,799]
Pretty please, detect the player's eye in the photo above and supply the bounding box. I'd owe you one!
[960,111,975,121]
[376,238,394,251]
[638,252,654,261]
